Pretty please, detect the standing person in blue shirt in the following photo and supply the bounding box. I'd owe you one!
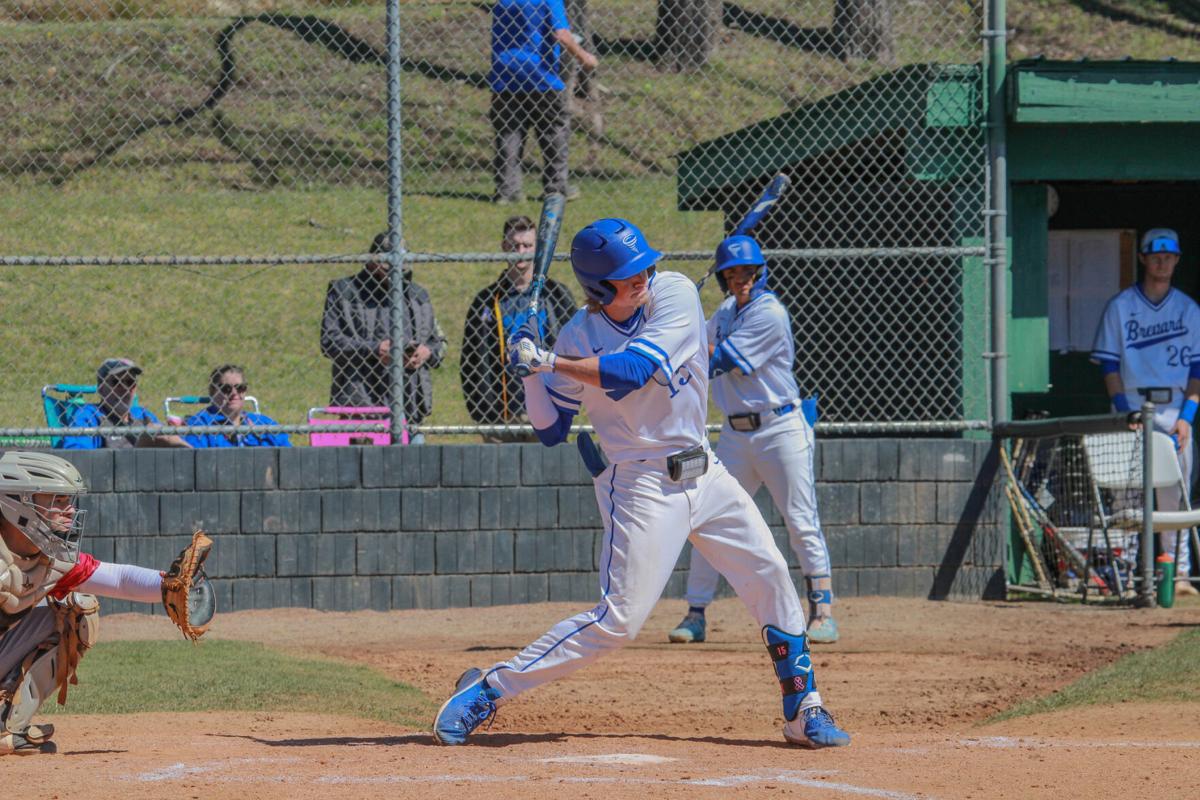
[57,358,190,450]
[489,0,597,204]
[183,365,291,448]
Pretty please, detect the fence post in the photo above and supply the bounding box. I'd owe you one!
[1138,401,1156,607]
[984,0,1008,426]
[386,0,409,444]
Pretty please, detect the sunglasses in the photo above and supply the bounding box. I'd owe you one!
[215,382,248,395]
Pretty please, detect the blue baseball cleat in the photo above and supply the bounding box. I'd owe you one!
[433,672,502,745]
[668,612,706,643]
[806,616,840,644]
[783,706,851,748]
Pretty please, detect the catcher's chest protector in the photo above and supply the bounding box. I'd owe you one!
[0,539,72,636]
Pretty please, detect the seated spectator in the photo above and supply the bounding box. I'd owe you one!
[183,365,291,448]
[461,214,577,442]
[320,232,447,444]
[57,358,190,450]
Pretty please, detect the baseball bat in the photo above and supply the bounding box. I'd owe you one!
[528,192,567,318]
[697,173,791,290]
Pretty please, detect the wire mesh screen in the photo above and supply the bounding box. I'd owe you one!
[0,0,987,439]
[1001,427,1148,602]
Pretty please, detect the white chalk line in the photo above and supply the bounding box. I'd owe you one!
[539,753,675,765]
[134,757,302,782]
[121,760,927,798]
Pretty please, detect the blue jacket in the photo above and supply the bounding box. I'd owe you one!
[183,408,292,448]
[56,404,160,450]
[489,0,570,92]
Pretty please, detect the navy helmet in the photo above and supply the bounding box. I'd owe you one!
[570,218,662,305]
[714,234,768,296]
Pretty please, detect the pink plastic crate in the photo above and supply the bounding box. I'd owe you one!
[307,406,403,446]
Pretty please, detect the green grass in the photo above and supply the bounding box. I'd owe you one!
[0,175,720,435]
[989,628,1200,723]
[42,639,435,726]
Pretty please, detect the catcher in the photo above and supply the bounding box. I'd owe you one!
[0,451,214,756]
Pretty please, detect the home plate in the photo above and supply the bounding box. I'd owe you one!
[539,753,676,765]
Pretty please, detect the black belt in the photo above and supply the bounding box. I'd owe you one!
[727,403,796,432]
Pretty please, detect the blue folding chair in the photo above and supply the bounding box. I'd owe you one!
[41,384,98,448]
[165,395,260,424]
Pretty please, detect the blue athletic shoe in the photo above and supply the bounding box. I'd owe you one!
[783,706,851,748]
[455,667,482,691]
[807,616,840,644]
[668,612,706,643]
[433,673,502,745]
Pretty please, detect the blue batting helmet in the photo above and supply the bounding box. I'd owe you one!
[714,235,768,295]
[570,218,662,305]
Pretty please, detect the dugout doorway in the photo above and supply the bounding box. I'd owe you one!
[1009,180,1200,421]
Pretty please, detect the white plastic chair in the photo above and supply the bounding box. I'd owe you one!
[1084,430,1200,579]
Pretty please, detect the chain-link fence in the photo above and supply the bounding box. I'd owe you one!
[0,0,991,443]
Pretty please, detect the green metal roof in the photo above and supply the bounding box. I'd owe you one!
[676,63,981,211]
[1009,59,1200,124]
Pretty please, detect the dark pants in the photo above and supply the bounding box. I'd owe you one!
[490,90,570,200]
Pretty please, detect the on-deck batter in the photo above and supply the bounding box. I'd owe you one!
[669,235,838,645]
[432,218,850,748]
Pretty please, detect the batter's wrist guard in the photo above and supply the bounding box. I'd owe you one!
[762,624,815,722]
[1182,399,1198,425]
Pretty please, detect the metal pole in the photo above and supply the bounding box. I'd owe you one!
[386,0,409,444]
[985,0,1008,425]
[1139,401,1156,607]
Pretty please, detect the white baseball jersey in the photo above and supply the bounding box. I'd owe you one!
[1092,285,1200,425]
[707,292,800,415]
[544,270,709,463]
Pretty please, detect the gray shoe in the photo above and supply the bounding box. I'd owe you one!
[668,611,706,643]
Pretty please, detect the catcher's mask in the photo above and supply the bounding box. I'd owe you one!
[0,451,88,564]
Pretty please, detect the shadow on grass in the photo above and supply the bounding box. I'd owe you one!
[1066,0,1200,39]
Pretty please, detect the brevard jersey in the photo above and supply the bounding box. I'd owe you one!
[1092,285,1200,414]
[707,292,800,416]
[544,271,709,463]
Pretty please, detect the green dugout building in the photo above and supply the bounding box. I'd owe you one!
[677,59,1200,424]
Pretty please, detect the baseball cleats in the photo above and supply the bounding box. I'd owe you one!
[1176,580,1199,596]
[433,672,502,745]
[807,616,839,644]
[668,611,706,643]
[0,724,56,756]
[783,706,851,749]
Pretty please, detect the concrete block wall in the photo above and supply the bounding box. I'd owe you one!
[58,439,1003,615]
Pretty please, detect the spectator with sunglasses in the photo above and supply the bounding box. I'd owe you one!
[182,365,291,448]
[57,358,190,450]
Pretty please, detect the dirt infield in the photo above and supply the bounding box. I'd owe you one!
[13,596,1200,799]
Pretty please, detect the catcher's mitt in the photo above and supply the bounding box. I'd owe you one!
[162,530,215,642]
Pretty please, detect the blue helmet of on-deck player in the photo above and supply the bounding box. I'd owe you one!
[570,218,663,306]
[714,235,768,295]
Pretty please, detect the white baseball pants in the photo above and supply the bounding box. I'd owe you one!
[685,410,831,608]
[486,451,818,709]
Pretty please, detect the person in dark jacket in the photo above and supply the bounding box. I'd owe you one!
[460,215,577,441]
[320,233,448,442]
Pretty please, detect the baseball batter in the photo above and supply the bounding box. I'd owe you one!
[433,218,850,748]
[669,235,838,646]
[1092,227,1200,594]
[0,452,214,755]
